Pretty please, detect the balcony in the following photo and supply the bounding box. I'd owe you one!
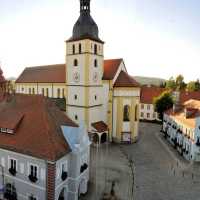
[28,174,38,183]
[8,167,17,176]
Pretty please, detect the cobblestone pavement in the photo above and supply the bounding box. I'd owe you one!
[122,122,200,200]
[80,143,133,200]
[81,122,200,200]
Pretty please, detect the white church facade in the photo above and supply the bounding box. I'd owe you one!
[15,0,141,144]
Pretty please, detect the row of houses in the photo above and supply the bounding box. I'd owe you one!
[162,98,200,162]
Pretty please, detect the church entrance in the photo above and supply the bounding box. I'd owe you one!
[101,132,107,143]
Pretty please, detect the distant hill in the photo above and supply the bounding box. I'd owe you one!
[133,76,166,86]
[7,77,16,81]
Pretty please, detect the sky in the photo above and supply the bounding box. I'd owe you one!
[0,0,200,82]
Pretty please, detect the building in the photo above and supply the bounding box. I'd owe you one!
[140,86,166,121]
[16,0,141,144]
[140,86,200,122]
[0,94,90,200]
[162,99,200,162]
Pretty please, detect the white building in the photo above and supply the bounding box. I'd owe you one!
[140,86,166,121]
[0,94,90,200]
[162,99,200,162]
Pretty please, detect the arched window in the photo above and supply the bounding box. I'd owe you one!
[94,44,97,54]
[57,88,60,98]
[72,44,75,54]
[79,43,82,54]
[123,105,130,122]
[74,59,78,66]
[94,59,98,67]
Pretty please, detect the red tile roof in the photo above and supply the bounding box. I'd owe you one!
[16,64,66,83]
[114,71,140,87]
[180,91,200,104]
[16,59,123,83]
[165,99,200,129]
[0,94,78,161]
[140,86,167,104]
[91,121,108,133]
[103,59,123,80]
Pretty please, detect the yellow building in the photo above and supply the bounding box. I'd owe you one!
[16,0,140,143]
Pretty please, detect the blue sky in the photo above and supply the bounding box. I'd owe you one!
[0,0,200,81]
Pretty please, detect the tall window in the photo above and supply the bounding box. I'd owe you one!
[42,88,45,96]
[62,88,65,98]
[123,105,130,122]
[32,88,35,95]
[94,44,97,54]
[94,59,98,67]
[74,59,78,66]
[46,88,49,97]
[72,44,75,54]
[135,105,138,121]
[30,165,37,178]
[79,43,82,54]
[29,88,31,94]
[57,88,60,98]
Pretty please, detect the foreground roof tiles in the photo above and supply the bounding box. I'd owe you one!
[0,94,78,161]
[114,71,140,87]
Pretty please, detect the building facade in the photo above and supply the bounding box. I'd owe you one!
[162,99,200,162]
[15,0,141,144]
[0,94,90,200]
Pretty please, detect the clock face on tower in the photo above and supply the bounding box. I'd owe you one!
[73,72,80,83]
[93,72,98,83]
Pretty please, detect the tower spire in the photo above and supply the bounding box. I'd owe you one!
[80,0,90,14]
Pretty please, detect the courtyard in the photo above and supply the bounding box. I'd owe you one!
[82,122,200,200]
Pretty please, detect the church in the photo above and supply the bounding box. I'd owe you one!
[16,0,141,144]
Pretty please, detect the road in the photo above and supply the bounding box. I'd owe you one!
[82,122,200,200]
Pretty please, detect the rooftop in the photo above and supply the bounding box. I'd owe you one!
[0,94,78,161]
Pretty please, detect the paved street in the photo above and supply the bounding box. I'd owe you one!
[123,122,200,200]
[82,122,200,200]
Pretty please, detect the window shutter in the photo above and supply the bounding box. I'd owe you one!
[20,163,24,174]
[40,168,45,181]
[1,157,5,167]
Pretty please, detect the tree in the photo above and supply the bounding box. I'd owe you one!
[186,79,200,92]
[187,81,197,92]
[175,74,186,90]
[165,77,176,90]
[153,91,174,120]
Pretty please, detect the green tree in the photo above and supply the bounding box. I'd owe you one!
[153,91,174,120]
[165,77,176,90]
[175,74,186,90]
[187,81,197,92]
[186,79,200,92]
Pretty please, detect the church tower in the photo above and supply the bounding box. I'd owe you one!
[66,0,104,130]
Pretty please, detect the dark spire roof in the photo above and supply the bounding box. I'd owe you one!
[67,0,103,43]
